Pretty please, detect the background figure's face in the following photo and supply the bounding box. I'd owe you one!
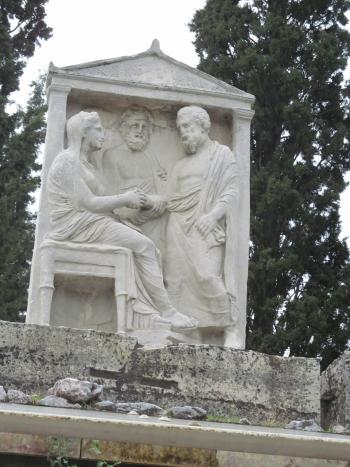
[177,115,206,155]
[85,120,105,151]
[121,114,150,151]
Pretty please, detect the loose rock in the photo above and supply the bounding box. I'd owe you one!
[94,401,163,415]
[95,400,117,412]
[7,389,31,405]
[114,402,163,416]
[50,378,103,403]
[332,425,346,434]
[0,386,7,402]
[285,419,323,432]
[38,395,81,409]
[332,425,350,435]
[239,418,251,425]
[168,406,207,420]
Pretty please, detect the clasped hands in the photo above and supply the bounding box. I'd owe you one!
[123,189,165,215]
[123,189,218,236]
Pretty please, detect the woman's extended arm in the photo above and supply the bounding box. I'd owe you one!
[73,176,145,213]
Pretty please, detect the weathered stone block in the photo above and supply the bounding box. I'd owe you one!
[115,344,320,424]
[321,351,350,429]
[0,321,137,393]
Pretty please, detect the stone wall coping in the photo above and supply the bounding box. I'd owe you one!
[0,403,349,462]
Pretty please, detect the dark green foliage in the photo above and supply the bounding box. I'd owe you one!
[190,0,350,368]
[0,0,51,321]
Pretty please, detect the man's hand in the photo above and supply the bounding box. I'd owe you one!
[195,213,217,238]
[123,189,146,209]
[149,197,166,216]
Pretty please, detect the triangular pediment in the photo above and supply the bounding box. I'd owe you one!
[54,40,253,100]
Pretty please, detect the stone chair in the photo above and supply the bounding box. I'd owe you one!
[39,239,133,332]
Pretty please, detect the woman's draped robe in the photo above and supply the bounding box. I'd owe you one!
[47,150,166,328]
[165,142,238,328]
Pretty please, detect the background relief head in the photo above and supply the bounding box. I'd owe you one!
[119,106,154,151]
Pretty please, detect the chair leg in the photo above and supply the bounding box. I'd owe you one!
[126,301,133,331]
[115,294,126,333]
[114,253,131,334]
[39,249,55,326]
[40,286,55,325]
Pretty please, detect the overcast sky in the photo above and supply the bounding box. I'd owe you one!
[14,0,206,105]
[14,0,350,242]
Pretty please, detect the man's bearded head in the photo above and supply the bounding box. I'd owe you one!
[119,106,153,152]
[176,106,211,155]
[181,133,203,155]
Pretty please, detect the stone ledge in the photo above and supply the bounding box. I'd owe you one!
[1,433,348,467]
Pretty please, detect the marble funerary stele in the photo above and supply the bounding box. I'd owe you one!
[26,40,255,349]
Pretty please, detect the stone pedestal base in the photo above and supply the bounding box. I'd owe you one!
[0,321,320,424]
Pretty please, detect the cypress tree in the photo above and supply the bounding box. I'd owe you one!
[0,0,51,321]
[190,0,350,368]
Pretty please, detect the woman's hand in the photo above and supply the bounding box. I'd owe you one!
[123,189,146,209]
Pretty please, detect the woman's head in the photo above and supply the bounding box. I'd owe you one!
[66,111,104,152]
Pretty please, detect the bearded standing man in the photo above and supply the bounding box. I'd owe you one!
[164,106,239,346]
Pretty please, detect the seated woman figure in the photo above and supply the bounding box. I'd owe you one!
[47,110,196,331]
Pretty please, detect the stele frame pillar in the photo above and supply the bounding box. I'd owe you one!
[27,83,71,324]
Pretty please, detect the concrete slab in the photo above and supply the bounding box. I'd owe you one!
[0,403,349,461]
